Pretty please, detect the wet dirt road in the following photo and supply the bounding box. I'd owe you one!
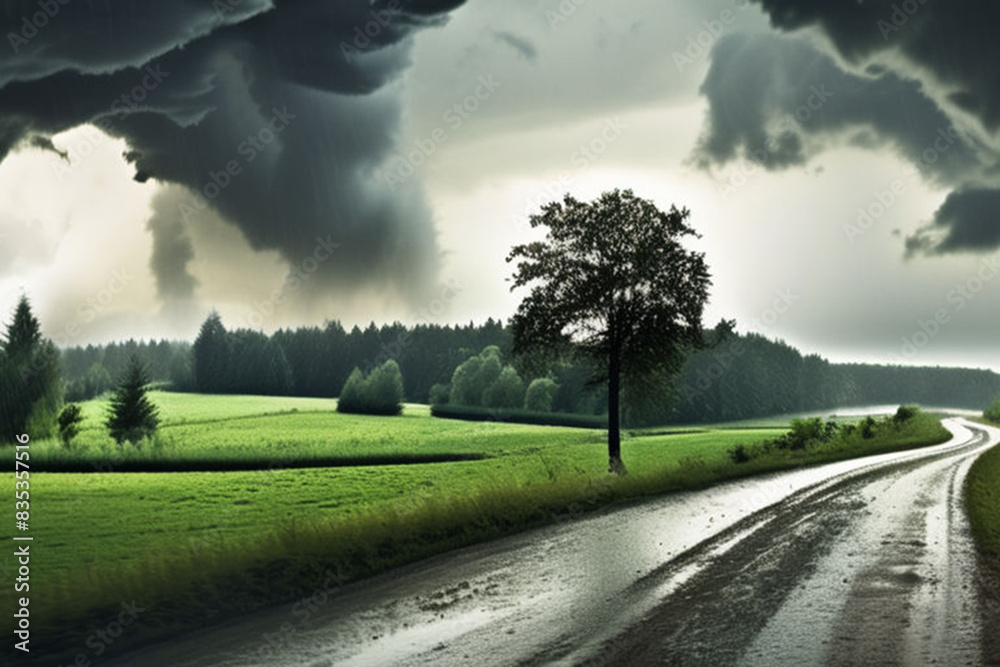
[112,418,999,666]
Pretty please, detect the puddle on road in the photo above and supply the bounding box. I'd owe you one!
[337,608,504,666]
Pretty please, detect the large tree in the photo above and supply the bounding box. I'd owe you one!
[0,296,62,441]
[507,190,712,473]
[192,312,230,393]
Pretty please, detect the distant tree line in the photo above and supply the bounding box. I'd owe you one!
[51,312,1000,428]
[61,338,191,401]
[670,322,1000,423]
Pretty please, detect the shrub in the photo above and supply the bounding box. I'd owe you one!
[729,444,752,464]
[336,361,404,416]
[449,347,502,406]
[448,355,482,405]
[525,378,559,412]
[776,417,835,450]
[428,383,450,406]
[483,366,525,409]
[984,397,1000,424]
[337,369,366,411]
[57,403,84,447]
[367,360,404,415]
[860,415,878,439]
[893,405,919,424]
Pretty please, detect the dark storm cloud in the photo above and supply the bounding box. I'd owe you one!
[492,30,537,62]
[695,1,1000,255]
[146,189,198,303]
[694,32,989,183]
[0,0,466,302]
[752,0,1000,131]
[906,188,1000,256]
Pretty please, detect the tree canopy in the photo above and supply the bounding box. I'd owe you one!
[508,190,712,472]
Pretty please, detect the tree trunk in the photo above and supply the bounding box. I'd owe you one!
[607,341,626,475]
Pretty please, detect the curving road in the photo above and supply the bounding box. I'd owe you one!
[112,418,999,666]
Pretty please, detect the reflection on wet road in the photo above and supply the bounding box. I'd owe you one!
[112,419,998,666]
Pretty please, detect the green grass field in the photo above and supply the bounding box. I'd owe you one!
[0,393,952,661]
[968,412,1000,562]
[967,441,1000,559]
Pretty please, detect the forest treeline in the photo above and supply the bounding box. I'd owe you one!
[57,314,1000,425]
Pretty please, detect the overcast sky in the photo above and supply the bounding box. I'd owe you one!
[0,0,998,371]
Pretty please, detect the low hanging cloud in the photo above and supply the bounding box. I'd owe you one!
[0,0,466,308]
[693,1,1000,256]
[146,188,199,304]
[906,188,1000,256]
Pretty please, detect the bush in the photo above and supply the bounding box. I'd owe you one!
[449,347,502,406]
[729,444,752,464]
[483,366,525,409]
[894,405,919,424]
[368,360,404,414]
[524,378,559,412]
[57,403,84,447]
[337,369,365,411]
[428,383,450,406]
[985,397,1000,424]
[336,361,404,416]
[774,417,838,450]
[860,415,877,439]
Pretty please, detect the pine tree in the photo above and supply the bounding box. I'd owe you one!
[1,295,62,442]
[193,312,230,393]
[57,403,84,447]
[3,296,42,360]
[106,355,160,445]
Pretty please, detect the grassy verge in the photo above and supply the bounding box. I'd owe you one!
[965,419,1000,662]
[6,404,951,663]
[967,436,1000,560]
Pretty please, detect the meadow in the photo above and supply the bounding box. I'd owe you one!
[968,436,1000,560]
[0,392,952,661]
[968,413,1000,561]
